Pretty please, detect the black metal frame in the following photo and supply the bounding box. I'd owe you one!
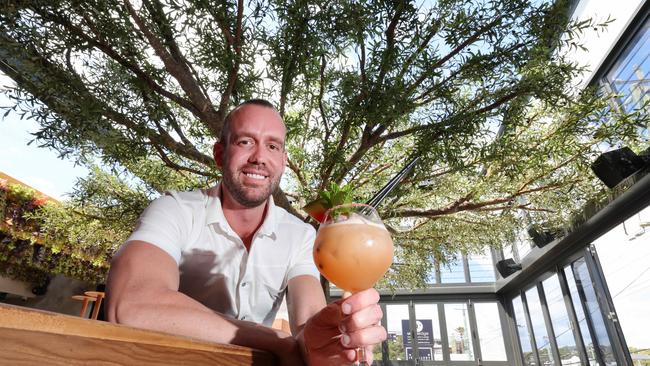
[584,245,633,365]
[585,0,650,87]
[375,295,512,366]
[556,262,590,366]
[569,254,608,366]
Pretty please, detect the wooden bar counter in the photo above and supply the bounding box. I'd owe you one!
[0,303,276,365]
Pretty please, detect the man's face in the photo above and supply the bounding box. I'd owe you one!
[214,104,287,208]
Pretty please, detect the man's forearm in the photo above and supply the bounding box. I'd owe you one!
[108,288,297,357]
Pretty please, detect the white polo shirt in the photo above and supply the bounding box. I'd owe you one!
[125,184,319,326]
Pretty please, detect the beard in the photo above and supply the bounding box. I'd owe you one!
[221,159,281,208]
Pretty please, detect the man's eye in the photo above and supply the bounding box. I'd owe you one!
[238,139,252,146]
[269,144,280,151]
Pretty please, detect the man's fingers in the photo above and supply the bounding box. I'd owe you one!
[340,324,387,348]
[340,303,383,333]
[339,288,380,315]
[343,348,357,362]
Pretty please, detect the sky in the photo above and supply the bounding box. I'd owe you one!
[0,75,88,200]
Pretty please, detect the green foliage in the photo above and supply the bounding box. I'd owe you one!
[6,183,37,205]
[27,167,147,262]
[318,182,354,209]
[0,0,648,289]
[0,170,140,285]
[0,229,108,285]
[386,335,406,360]
[0,180,7,219]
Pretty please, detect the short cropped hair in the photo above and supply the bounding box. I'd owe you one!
[219,99,278,144]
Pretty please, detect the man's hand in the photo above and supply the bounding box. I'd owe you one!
[272,332,308,366]
[298,288,387,365]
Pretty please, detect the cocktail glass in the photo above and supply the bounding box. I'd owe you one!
[313,203,394,365]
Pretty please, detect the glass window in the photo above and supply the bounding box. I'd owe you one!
[425,255,437,285]
[444,303,474,361]
[503,243,517,262]
[604,19,650,115]
[468,249,496,282]
[542,274,580,365]
[525,286,556,365]
[474,302,507,361]
[592,204,650,364]
[516,228,533,260]
[512,295,537,366]
[386,304,410,361]
[564,264,598,365]
[440,253,466,283]
[571,258,617,365]
[414,304,443,361]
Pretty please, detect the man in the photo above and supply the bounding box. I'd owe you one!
[106,99,387,365]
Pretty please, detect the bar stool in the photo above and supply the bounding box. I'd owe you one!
[70,295,96,318]
[84,291,105,320]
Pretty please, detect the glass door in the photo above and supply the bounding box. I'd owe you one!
[509,249,633,366]
[381,299,510,365]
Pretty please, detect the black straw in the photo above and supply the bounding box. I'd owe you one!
[366,156,420,209]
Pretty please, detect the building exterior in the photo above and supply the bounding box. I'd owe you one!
[346,1,650,365]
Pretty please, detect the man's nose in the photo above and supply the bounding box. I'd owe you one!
[248,145,267,165]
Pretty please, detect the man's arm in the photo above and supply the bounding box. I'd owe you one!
[286,275,326,335]
[106,241,303,365]
[287,276,387,365]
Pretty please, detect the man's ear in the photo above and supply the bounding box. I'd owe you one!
[213,142,224,168]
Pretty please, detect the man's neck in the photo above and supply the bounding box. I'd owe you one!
[220,187,267,251]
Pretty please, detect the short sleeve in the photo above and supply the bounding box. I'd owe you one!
[125,193,187,264]
[286,226,320,281]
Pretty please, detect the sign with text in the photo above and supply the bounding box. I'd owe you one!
[405,347,434,361]
[401,319,434,347]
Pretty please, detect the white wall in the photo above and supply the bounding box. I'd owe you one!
[569,0,646,88]
[0,275,34,298]
[1,275,95,316]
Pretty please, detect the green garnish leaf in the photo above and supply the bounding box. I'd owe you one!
[303,182,354,223]
[318,182,353,209]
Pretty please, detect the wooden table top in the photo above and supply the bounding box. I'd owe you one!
[0,303,276,365]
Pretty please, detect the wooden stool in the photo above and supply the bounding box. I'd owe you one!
[84,291,105,320]
[70,295,96,318]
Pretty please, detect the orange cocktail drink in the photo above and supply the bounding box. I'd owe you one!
[313,204,394,293]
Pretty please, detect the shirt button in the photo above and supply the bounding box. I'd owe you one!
[241,282,248,287]
[242,316,248,320]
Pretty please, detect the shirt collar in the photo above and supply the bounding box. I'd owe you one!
[205,182,278,238]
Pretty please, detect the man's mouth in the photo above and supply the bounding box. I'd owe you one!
[243,172,268,180]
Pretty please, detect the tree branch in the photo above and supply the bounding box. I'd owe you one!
[38,8,203,120]
[144,0,211,99]
[376,2,403,88]
[407,16,503,94]
[287,157,307,189]
[398,17,441,78]
[215,0,244,122]
[151,143,213,177]
[390,181,570,218]
[123,0,221,136]
[318,54,329,132]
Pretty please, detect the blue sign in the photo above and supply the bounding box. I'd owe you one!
[401,319,436,361]
[401,319,434,347]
